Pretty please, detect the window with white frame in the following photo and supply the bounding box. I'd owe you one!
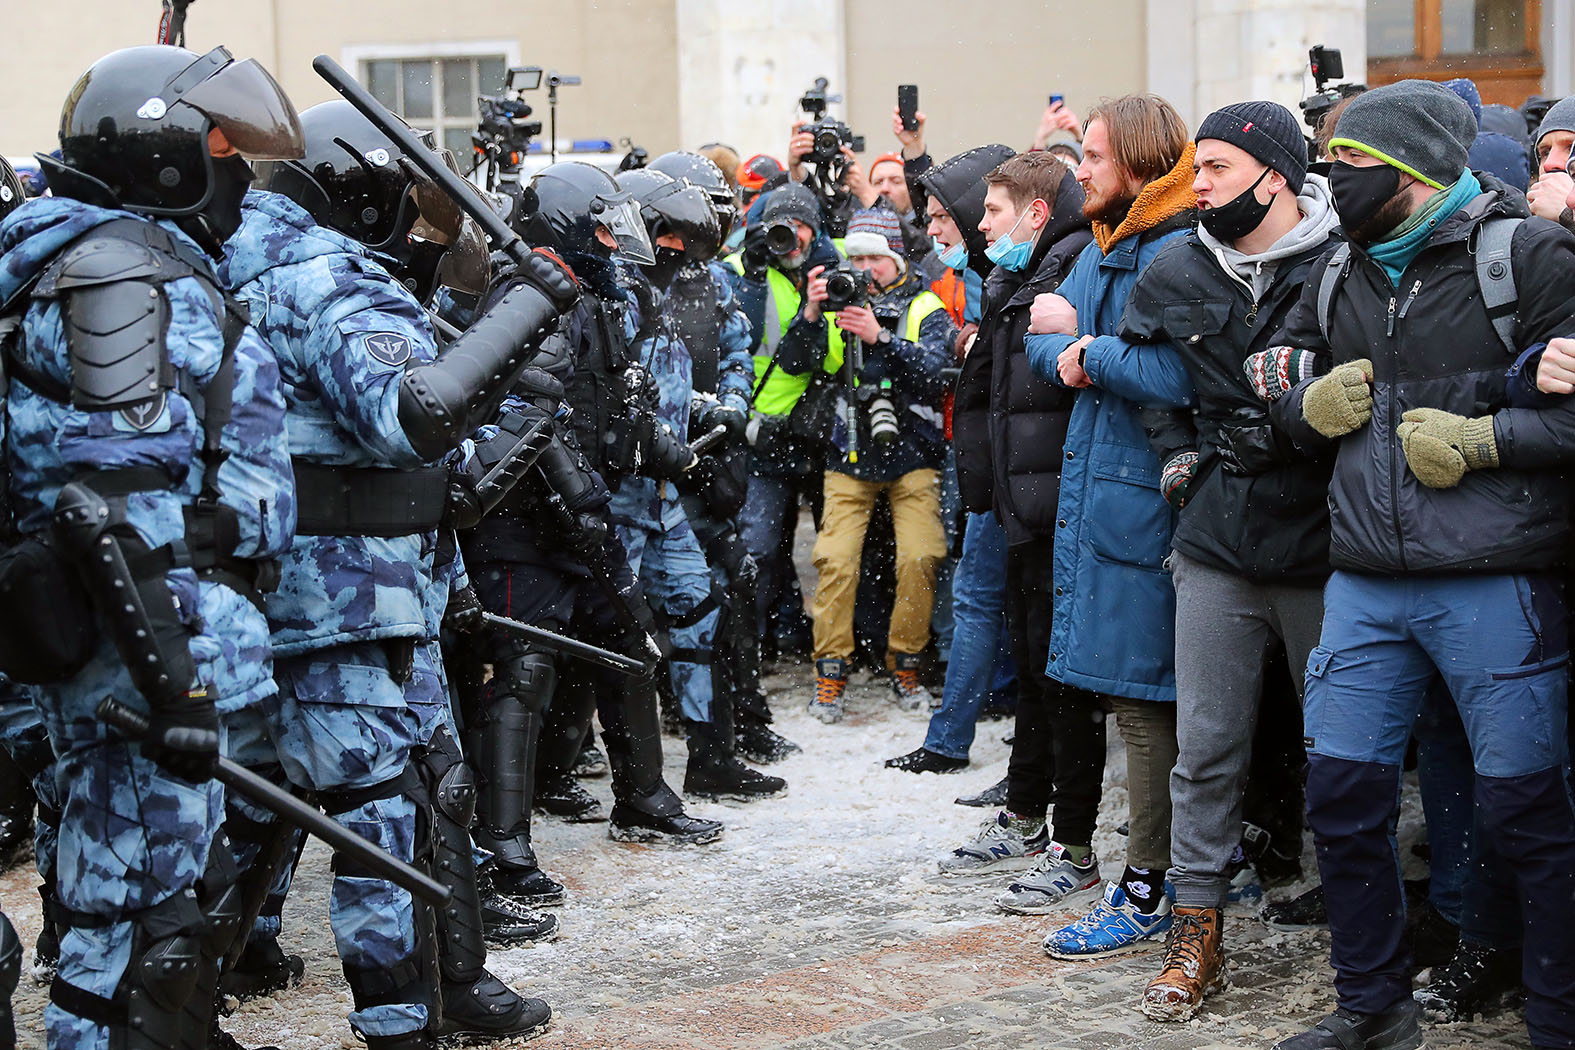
[351,45,514,160]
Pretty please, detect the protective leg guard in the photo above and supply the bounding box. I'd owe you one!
[0,747,34,872]
[536,662,596,783]
[0,909,19,1050]
[602,673,723,845]
[415,728,551,1042]
[468,647,554,871]
[217,799,304,1001]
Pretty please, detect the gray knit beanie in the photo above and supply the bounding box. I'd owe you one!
[1329,79,1477,189]
[1536,96,1575,149]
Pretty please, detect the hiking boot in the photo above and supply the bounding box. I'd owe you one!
[217,933,304,1002]
[807,658,847,724]
[938,811,1048,875]
[954,775,1008,808]
[1141,906,1226,1021]
[735,720,802,764]
[884,747,968,774]
[890,653,933,712]
[1043,882,1173,959]
[1413,940,1522,1023]
[1262,884,1326,930]
[535,774,606,822]
[1271,1001,1424,1050]
[995,842,1101,915]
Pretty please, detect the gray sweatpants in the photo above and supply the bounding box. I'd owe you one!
[1167,551,1325,909]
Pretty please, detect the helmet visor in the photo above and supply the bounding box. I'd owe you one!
[179,55,305,161]
[594,195,655,265]
[434,215,490,296]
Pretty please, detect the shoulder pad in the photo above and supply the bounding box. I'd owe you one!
[36,235,169,298]
[62,273,173,411]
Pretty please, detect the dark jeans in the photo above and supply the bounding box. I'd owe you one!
[1003,537,1107,848]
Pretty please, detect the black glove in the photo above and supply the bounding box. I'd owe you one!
[489,247,582,313]
[443,584,486,633]
[141,689,220,783]
[742,225,770,281]
[696,400,747,446]
[1216,409,1293,476]
[643,423,699,480]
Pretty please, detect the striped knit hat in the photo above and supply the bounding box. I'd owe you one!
[844,205,905,270]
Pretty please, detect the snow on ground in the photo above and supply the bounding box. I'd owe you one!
[1,668,1534,1048]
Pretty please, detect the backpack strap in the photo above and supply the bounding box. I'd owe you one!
[1473,216,1522,356]
[1315,242,1352,348]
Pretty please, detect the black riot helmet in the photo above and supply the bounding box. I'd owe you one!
[43,45,303,220]
[515,162,654,266]
[259,100,466,255]
[649,150,737,252]
[615,169,720,289]
[0,157,25,224]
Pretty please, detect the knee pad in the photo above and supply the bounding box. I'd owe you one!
[495,644,557,718]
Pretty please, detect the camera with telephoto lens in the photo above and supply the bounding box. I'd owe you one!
[822,262,871,312]
[862,380,899,445]
[764,220,801,257]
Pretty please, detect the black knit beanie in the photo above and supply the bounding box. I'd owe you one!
[1195,101,1308,194]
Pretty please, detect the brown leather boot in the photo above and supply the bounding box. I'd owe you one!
[1141,905,1225,1021]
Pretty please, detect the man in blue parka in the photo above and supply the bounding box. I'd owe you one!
[1023,95,1196,960]
[0,44,301,1050]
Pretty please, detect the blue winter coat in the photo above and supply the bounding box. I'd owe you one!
[220,190,442,657]
[1024,217,1194,702]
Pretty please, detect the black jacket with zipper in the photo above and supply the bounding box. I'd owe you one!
[953,167,1093,544]
[1121,229,1340,582]
[1272,176,1575,575]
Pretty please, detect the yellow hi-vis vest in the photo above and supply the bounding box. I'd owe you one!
[725,242,845,417]
[820,290,947,376]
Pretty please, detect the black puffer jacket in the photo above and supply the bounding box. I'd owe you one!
[955,167,1094,546]
[1121,229,1340,582]
[1274,177,1575,574]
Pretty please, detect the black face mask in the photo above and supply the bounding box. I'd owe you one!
[1330,161,1403,239]
[397,238,448,305]
[199,154,256,248]
[641,245,687,290]
[1198,168,1275,242]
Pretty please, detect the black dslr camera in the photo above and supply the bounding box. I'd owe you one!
[823,263,871,312]
[801,78,866,162]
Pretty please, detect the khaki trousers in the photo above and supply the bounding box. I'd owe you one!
[810,468,946,664]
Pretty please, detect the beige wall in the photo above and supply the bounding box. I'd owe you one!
[2,0,679,160]
[842,0,1148,165]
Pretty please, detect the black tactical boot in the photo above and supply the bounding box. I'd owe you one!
[218,932,304,1002]
[735,716,802,764]
[954,775,1008,808]
[1413,940,1522,1023]
[571,743,609,778]
[210,1016,281,1050]
[683,704,787,803]
[480,891,561,947]
[437,973,552,1043]
[534,773,606,822]
[1271,1001,1423,1050]
[478,861,566,908]
[609,782,723,845]
[885,747,968,774]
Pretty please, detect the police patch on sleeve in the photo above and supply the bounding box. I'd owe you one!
[115,393,169,433]
[363,331,413,367]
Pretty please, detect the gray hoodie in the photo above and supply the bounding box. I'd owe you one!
[1195,172,1340,301]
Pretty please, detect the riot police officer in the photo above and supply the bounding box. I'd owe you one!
[648,151,801,765]
[460,162,723,873]
[220,100,577,1047]
[0,44,302,1050]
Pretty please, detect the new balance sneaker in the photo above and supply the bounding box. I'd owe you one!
[891,653,934,712]
[1224,844,1263,905]
[937,811,1048,875]
[807,658,847,724]
[1042,882,1173,959]
[995,842,1102,914]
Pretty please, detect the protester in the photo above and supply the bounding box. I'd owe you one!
[1529,96,1575,232]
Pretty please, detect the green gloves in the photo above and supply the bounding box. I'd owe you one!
[1397,408,1500,489]
[1301,359,1374,438]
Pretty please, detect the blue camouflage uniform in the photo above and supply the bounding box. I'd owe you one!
[219,190,443,1039]
[608,263,721,723]
[0,196,294,1050]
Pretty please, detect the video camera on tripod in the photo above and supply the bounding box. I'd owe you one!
[1297,46,1366,158]
[797,77,865,218]
[473,66,545,192]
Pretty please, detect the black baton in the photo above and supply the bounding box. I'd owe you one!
[97,698,451,907]
[479,611,646,675]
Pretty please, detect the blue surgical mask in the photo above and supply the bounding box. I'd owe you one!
[983,206,1039,271]
[934,237,968,270]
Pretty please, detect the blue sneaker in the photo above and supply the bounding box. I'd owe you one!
[1042,881,1173,959]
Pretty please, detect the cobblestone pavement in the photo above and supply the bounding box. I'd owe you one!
[2,670,1533,1049]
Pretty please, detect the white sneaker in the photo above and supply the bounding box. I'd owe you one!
[995,842,1102,914]
[937,811,1048,875]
